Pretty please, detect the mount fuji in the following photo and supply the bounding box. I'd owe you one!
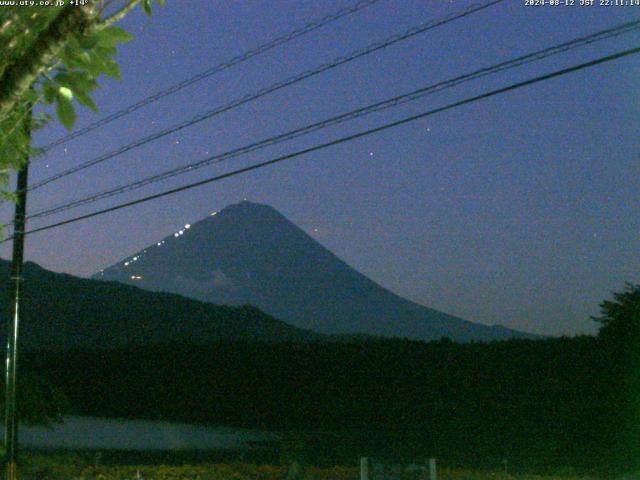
[95,201,533,342]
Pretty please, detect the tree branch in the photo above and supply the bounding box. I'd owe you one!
[95,0,140,30]
[0,5,95,122]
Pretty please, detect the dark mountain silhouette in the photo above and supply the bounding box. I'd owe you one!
[95,201,534,341]
[0,260,320,350]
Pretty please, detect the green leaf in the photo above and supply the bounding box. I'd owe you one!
[75,90,97,112]
[83,49,118,78]
[31,112,52,131]
[0,191,17,203]
[58,86,73,101]
[94,45,118,57]
[42,81,57,104]
[142,0,152,16]
[55,96,76,129]
[98,26,133,46]
[78,33,99,49]
[23,88,38,103]
[55,71,98,92]
[64,50,92,70]
[54,73,74,89]
[101,59,121,80]
[29,146,45,158]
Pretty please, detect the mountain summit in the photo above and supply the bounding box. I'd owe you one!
[95,201,532,341]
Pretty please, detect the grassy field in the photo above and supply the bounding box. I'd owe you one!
[16,453,625,480]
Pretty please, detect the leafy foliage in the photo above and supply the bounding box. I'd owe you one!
[40,24,134,129]
[23,336,628,472]
[593,283,640,472]
[3,263,636,471]
[16,283,640,472]
[0,372,68,426]
[0,1,166,425]
[594,283,640,346]
[0,1,165,197]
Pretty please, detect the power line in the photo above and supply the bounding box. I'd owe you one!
[28,0,505,191]
[25,19,640,222]
[7,45,638,243]
[37,0,385,153]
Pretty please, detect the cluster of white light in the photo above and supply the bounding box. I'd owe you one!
[210,211,218,216]
[172,223,193,238]
[130,275,143,280]
[121,215,208,270]
[124,254,142,267]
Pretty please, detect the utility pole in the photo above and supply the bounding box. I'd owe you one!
[4,105,31,480]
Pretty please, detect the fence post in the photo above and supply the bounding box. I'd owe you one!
[428,458,437,480]
[360,457,369,480]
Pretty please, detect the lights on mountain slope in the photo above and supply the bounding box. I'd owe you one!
[123,253,143,268]
[130,275,143,280]
[118,213,208,270]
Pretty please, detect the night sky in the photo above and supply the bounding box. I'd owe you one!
[2,0,638,336]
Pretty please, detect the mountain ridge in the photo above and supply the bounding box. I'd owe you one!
[95,201,536,341]
[0,259,322,350]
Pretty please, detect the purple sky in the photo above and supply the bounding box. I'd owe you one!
[2,0,639,336]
